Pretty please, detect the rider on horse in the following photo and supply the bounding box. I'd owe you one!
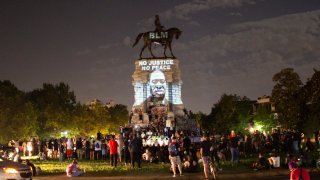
[155,14,164,32]
[132,15,182,59]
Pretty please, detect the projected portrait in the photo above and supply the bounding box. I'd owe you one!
[147,70,168,124]
[149,69,166,104]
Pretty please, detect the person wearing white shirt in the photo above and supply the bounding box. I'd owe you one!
[268,153,280,168]
[94,139,102,160]
[66,138,73,160]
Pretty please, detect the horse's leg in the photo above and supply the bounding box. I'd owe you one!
[140,44,147,59]
[163,44,168,58]
[169,42,175,58]
[148,43,155,58]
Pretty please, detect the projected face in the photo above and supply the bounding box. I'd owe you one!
[149,70,166,99]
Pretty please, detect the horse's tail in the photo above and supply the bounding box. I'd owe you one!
[132,33,143,47]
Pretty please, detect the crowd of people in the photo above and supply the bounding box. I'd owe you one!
[3,128,319,179]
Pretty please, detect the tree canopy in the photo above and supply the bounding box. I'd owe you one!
[200,94,253,134]
[1,67,320,142]
[0,81,128,144]
[271,68,302,130]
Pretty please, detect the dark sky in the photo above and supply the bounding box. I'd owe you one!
[1,0,320,113]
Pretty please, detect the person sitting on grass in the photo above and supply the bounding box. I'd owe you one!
[183,155,198,173]
[268,152,280,168]
[142,148,152,162]
[66,158,84,177]
[252,153,271,171]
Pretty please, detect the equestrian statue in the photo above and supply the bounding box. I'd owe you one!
[133,15,182,59]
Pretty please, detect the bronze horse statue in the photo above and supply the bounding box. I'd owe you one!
[132,27,182,59]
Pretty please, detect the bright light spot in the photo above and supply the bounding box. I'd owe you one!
[158,139,164,146]
[256,125,263,131]
[249,127,254,133]
[4,168,19,174]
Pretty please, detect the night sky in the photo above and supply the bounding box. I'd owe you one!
[1,0,320,113]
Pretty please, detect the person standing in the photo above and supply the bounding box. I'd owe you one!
[168,136,183,177]
[271,129,280,153]
[84,139,90,160]
[59,141,65,161]
[108,135,119,167]
[200,133,211,179]
[27,140,33,156]
[129,133,143,168]
[39,140,46,160]
[66,138,73,160]
[123,135,131,166]
[47,139,53,158]
[94,139,102,160]
[117,134,124,163]
[53,139,59,159]
[76,138,83,160]
[229,131,240,166]
[101,140,107,159]
[183,134,191,153]
[22,141,27,157]
[90,138,95,160]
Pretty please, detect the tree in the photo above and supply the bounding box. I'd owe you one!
[0,80,37,143]
[193,111,209,132]
[301,69,320,133]
[253,104,277,132]
[26,82,77,138]
[69,103,97,137]
[271,68,302,130]
[0,81,130,141]
[89,103,111,135]
[107,104,129,134]
[208,94,253,134]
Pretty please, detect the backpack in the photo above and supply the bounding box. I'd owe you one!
[95,142,100,149]
[168,143,178,156]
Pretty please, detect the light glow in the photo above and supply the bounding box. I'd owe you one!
[249,127,255,133]
[4,168,19,174]
[256,125,263,131]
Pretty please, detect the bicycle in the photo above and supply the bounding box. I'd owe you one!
[316,148,320,170]
[208,157,218,179]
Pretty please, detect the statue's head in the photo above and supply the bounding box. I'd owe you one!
[149,70,166,99]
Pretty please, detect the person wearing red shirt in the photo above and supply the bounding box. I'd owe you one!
[108,135,118,167]
[290,161,310,180]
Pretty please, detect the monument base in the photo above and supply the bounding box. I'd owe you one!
[130,58,196,132]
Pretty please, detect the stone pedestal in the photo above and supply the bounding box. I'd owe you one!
[131,58,185,128]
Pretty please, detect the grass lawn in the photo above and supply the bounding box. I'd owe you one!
[34,160,172,176]
[32,157,257,177]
